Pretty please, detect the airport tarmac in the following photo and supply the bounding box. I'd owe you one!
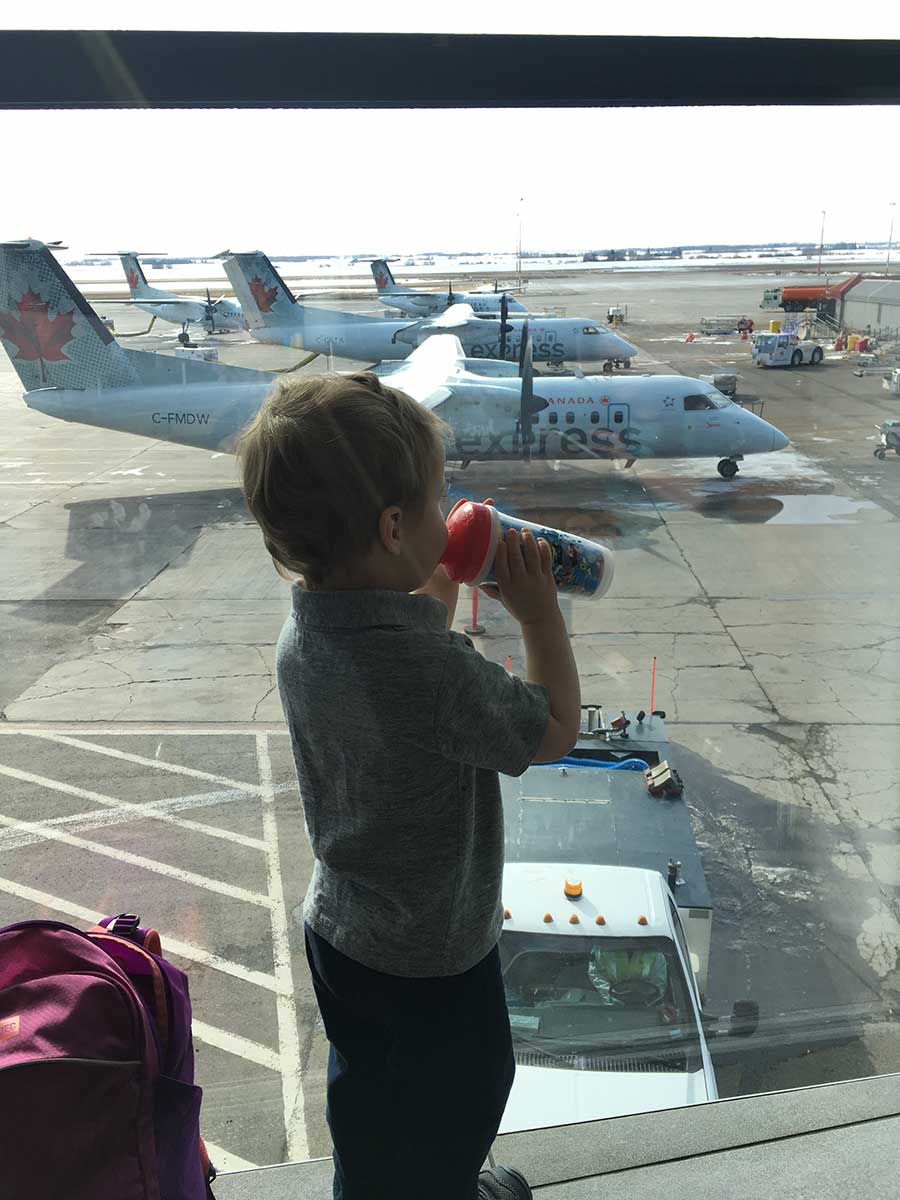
[1,265,900,1170]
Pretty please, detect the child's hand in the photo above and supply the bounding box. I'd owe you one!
[481,529,560,626]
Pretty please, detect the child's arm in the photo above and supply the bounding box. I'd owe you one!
[414,563,459,629]
[486,529,581,762]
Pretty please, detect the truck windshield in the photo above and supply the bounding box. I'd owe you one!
[500,932,703,1073]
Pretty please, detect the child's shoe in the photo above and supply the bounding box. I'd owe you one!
[477,1165,532,1199]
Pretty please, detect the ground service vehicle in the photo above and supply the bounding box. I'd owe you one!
[874,420,900,459]
[761,275,864,316]
[497,713,758,1133]
[752,332,824,368]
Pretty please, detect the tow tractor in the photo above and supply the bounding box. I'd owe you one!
[751,330,824,368]
[883,367,900,396]
[498,710,758,1133]
[874,420,900,459]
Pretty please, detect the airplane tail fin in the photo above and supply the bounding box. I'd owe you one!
[371,259,400,294]
[0,240,139,391]
[118,252,152,296]
[220,252,297,328]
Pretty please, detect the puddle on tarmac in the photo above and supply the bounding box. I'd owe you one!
[687,492,887,525]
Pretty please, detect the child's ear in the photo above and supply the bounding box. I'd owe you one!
[377,505,403,556]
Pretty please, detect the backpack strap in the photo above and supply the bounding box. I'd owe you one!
[88,917,163,958]
[87,931,170,1063]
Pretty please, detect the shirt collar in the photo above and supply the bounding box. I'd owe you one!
[291,585,448,632]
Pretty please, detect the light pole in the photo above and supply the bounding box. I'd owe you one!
[516,196,524,288]
[817,210,826,275]
[888,202,896,272]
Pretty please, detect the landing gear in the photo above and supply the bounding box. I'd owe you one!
[602,361,614,375]
[874,447,887,460]
[717,458,739,479]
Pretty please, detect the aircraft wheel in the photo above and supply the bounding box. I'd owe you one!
[177,331,190,346]
[717,458,739,479]
[623,359,632,369]
[874,448,886,460]
[602,361,614,375]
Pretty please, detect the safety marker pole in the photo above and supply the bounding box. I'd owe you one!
[649,656,657,723]
[465,586,485,636]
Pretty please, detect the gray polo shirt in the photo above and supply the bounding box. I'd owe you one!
[277,586,550,978]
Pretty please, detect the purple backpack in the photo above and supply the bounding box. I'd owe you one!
[0,913,216,1199]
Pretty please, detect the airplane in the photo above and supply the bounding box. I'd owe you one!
[0,240,788,479]
[98,251,246,342]
[222,251,638,371]
[371,258,529,317]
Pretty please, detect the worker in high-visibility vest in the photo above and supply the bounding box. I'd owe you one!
[588,947,668,1006]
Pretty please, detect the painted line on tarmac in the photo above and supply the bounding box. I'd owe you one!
[0,874,282,994]
[193,1019,281,1073]
[203,1142,259,1173]
[257,733,308,1163]
[23,730,266,795]
[0,809,273,908]
[0,762,267,851]
[0,783,290,854]
[0,725,290,735]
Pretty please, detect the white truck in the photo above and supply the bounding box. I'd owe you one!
[751,331,824,368]
[498,712,757,1133]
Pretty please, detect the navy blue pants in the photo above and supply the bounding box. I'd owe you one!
[304,925,515,1200]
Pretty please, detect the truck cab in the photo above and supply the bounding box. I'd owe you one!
[498,713,756,1133]
[499,863,715,1131]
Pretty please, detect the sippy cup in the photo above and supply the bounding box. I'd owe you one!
[440,499,614,599]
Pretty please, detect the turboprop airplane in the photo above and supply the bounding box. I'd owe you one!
[1,242,789,479]
[223,251,637,370]
[98,251,246,342]
[371,258,529,317]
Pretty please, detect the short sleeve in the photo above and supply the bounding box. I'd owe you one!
[433,633,550,776]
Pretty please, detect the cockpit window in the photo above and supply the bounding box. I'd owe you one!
[582,326,601,335]
[683,394,717,411]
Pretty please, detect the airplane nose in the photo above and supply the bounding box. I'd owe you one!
[615,336,638,359]
[769,425,790,451]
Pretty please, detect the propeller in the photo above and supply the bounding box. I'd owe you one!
[518,321,539,458]
[498,293,514,361]
[204,287,220,331]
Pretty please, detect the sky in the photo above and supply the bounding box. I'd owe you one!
[6,1,900,37]
[2,8,898,256]
[2,106,897,258]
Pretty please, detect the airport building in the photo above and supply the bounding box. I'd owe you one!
[841,276,900,337]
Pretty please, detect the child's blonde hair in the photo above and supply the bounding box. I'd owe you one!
[237,372,447,585]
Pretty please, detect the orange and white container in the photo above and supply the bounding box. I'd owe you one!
[440,499,615,599]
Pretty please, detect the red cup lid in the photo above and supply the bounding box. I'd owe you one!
[440,499,495,584]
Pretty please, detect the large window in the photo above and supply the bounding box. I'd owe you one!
[1,19,898,1179]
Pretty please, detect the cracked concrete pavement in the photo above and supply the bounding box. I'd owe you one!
[2,267,900,1157]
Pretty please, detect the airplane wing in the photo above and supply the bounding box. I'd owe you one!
[371,333,464,409]
[417,302,474,331]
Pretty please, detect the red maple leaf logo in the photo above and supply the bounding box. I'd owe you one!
[249,276,278,313]
[0,288,75,384]
[126,268,140,290]
[375,267,388,290]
